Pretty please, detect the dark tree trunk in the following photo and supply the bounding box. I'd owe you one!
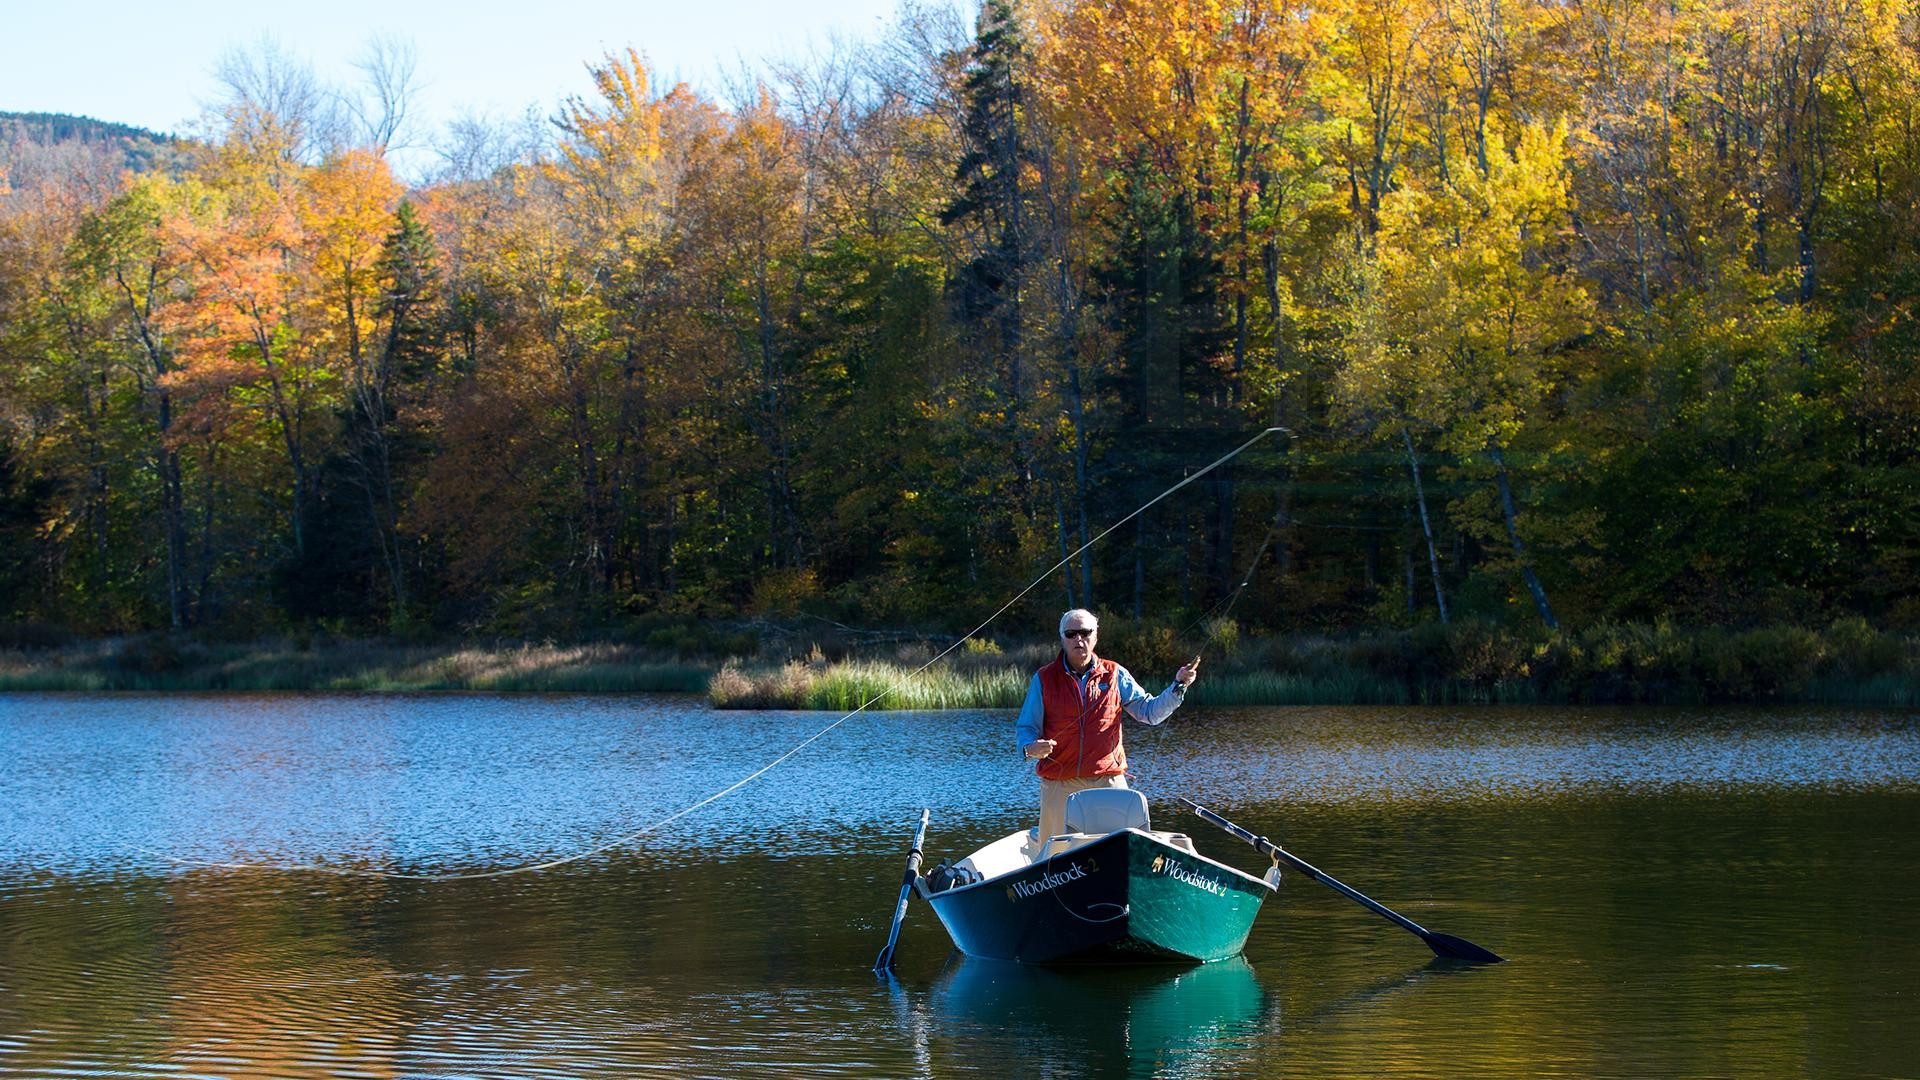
[1053,482,1076,609]
[1132,516,1146,620]
[1489,444,1557,630]
[1402,427,1449,624]
[118,267,191,627]
[1070,367,1094,607]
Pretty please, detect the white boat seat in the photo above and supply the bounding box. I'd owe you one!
[1034,829,1197,862]
[1064,787,1151,834]
[1038,832,1102,860]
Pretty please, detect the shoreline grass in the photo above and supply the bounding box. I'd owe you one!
[0,638,711,694]
[2,619,1916,708]
[709,659,1029,710]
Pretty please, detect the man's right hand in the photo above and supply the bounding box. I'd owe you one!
[1023,739,1058,759]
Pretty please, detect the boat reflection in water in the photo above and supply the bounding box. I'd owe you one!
[929,953,1270,1074]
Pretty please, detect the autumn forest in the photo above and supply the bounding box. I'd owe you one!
[2,0,1918,660]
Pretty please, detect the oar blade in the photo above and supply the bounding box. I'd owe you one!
[1423,931,1505,965]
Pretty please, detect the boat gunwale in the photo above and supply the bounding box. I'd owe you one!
[924,827,1274,901]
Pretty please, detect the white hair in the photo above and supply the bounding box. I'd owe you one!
[1058,609,1099,636]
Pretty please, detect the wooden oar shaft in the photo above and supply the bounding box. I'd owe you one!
[1179,797,1503,964]
[1185,799,1433,937]
[873,808,930,973]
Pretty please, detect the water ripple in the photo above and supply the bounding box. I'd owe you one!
[4,696,1918,1078]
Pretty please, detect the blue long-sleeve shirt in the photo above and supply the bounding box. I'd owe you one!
[1014,656,1186,755]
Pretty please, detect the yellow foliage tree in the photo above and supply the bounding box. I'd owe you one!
[1343,119,1594,626]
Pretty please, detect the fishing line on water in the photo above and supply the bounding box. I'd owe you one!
[138,426,1290,881]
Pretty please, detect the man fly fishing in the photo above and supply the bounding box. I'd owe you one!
[1016,608,1200,844]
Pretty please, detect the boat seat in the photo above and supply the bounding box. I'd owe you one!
[1064,787,1152,834]
[1038,832,1102,860]
[1036,829,1197,862]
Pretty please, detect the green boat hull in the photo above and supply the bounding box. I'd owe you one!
[922,829,1269,964]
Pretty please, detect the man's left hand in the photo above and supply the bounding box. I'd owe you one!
[1177,655,1201,689]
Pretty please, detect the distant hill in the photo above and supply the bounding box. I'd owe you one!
[1,111,176,145]
[0,111,193,190]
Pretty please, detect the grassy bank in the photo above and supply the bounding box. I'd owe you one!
[3,618,1916,707]
[704,617,1920,709]
[0,637,710,693]
[1184,618,1920,707]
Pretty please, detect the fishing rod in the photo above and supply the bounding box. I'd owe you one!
[1124,511,1285,779]
[1020,429,1294,773]
[1176,509,1287,663]
[1149,428,1296,674]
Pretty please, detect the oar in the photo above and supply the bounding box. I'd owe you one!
[1179,797,1504,964]
[873,808,931,974]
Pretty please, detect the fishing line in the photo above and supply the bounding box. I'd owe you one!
[1127,508,1281,780]
[1125,443,1296,783]
[1022,429,1293,777]
[139,426,1291,882]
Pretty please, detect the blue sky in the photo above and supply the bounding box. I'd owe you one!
[2,0,924,139]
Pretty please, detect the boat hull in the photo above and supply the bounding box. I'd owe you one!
[922,829,1268,964]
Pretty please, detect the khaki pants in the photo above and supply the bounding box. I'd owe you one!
[1038,774,1128,841]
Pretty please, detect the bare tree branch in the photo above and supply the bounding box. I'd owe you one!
[353,34,422,152]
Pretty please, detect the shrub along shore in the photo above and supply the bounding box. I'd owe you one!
[2,618,1916,707]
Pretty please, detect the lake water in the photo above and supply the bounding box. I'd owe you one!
[2,694,1917,1078]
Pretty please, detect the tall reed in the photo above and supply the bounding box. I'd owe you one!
[708,660,1027,710]
[805,661,1027,711]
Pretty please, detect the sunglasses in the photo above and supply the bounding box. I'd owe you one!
[1062,628,1096,639]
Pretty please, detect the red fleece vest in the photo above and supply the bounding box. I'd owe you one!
[1036,655,1125,781]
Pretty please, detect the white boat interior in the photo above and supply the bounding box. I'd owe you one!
[947,789,1201,885]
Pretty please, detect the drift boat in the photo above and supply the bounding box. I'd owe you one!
[914,789,1272,964]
